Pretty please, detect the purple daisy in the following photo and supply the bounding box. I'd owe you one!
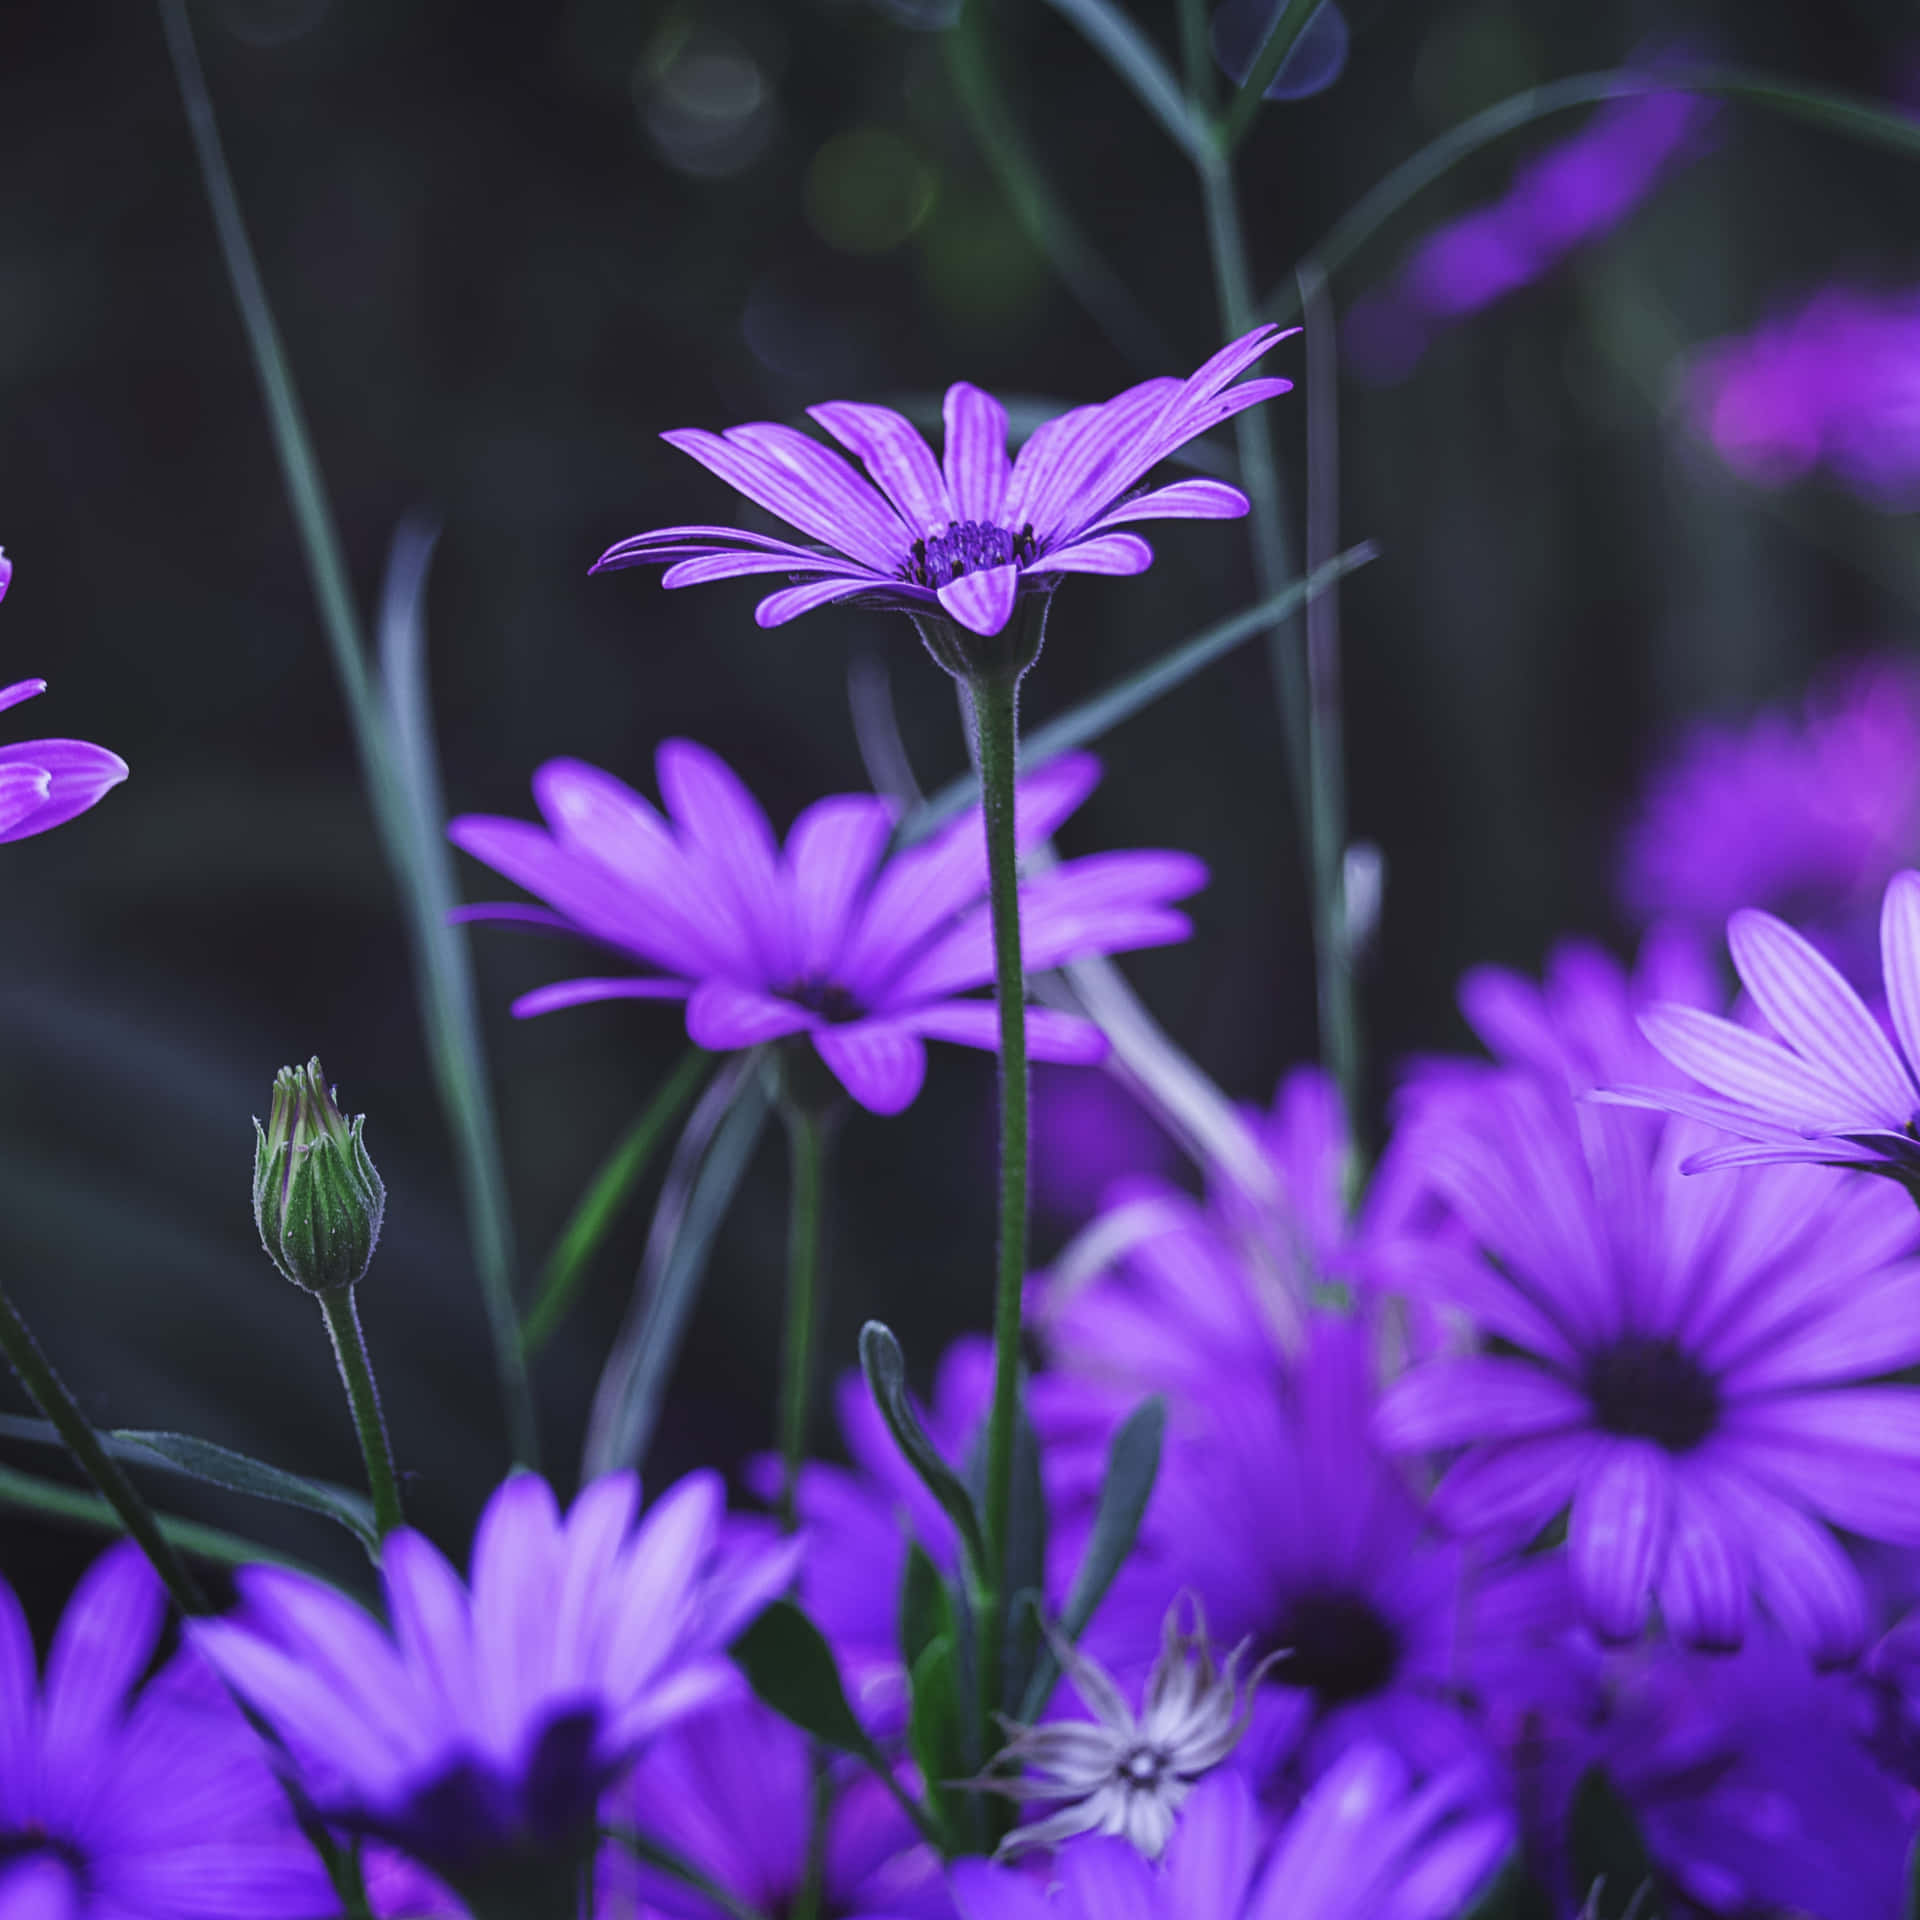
[1377,1006,1920,1659]
[0,550,128,845]
[588,326,1293,636]
[605,1695,951,1918]
[0,1539,340,1918]
[1618,655,1920,980]
[948,1752,1507,1920]
[191,1469,799,1896]
[1612,869,1920,1180]
[447,742,1205,1116]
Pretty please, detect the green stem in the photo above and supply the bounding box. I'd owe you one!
[316,1288,403,1539]
[970,666,1030,1733]
[0,1281,206,1615]
[776,1099,830,1532]
[1218,0,1320,148]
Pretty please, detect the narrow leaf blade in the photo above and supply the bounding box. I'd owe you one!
[906,1633,966,1846]
[732,1597,880,1761]
[858,1322,989,1581]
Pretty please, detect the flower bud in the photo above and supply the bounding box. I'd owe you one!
[252,1058,386,1294]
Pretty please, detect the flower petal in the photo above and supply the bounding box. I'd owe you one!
[757,577,891,628]
[1657,1467,1748,1649]
[1084,477,1251,530]
[661,551,875,587]
[1639,1002,1877,1128]
[42,1545,163,1765]
[942,382,1013,524]
[0,679,45,715]
[0,765,51,837]
[0,740,127,842]
[591,523,847,571]
[1011,379,1184,543]
[935,561,1020,636]
[512,976,690,1018]
[1569,1441,1669,1641]
[784,794,896,980]
[657,739,793,979]
[812,1022,927,1114]
[1374,1358,1587,1453]
[1033,532,1155,578]
[1728,906,1916,1116]
[1430,1431,1599,1540]
[1720,1388,1920,1540]
[687,980,816,1050]
[1882,870,1920,1084]
[904,999,1109,1063]
[808,400,952,532]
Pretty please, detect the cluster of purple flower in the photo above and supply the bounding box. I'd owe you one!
[13,298,1920,1920]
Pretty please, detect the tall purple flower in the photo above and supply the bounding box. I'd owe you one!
[1682,284,1920,510]
[0,550,128,844]
[588,327,1292,636]
[1379,990,1920,1659]
[448,743,1205,1115]
[0,1540,340,1917]
[192,1469,799,1896]
[948,1754,1506,1920]
[1618,655,1920,978]
[1612,869,1920,1180]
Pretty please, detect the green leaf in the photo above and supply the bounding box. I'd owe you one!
[0,1413,378,1552]
[900,1539,952,1676]
[907,1633,966,1846]
[1906,1830,1920,1920]
[897,546,1378,844]
[1568,1767,1662,1920]
[582,1054,773,1476]
[521,1051,713,1356]
[0,1460,336,1581]
[1037,0,1210,164]
[1458,1853,1553,1920]
[858,1322,990,1583]
[1017,1396,1164,1722]
[1268,67,1920,330]
[987,1403,1048,1714]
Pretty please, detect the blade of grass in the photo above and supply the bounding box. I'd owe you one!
[0,1460,332,1579]
[1262,66,1920,326]
[522,1051,713,1356]
[946,0,1173,371]
[1038,0,1209,163]
[898,545,1376,842]
[155,0,538,1467]
[1218,0,1322,149]
[582,1053,773,1477]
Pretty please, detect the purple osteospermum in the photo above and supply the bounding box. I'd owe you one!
[448,742,1205,1116]
[1618,656,1920,978]
[589,326,1293,636]
[192,1470,799,1892]
[949,1753,1506,1920]
[1378,1021,1920,1659]
[0,1540,341,1918]
[1613,869,1920,1181]
[1682,284,1920,510]
[605,1696,950,1918]
[0,550,128,844]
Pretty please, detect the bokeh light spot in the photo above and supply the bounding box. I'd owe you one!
[804,129,937,255]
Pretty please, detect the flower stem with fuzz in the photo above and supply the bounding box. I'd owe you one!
[316,1287,403,1539]
[970,661,1031,1732]
[776,1093,833,1533]
[0,1280,207,1616]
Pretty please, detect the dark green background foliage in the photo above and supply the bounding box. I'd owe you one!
[0,0,1914,1612]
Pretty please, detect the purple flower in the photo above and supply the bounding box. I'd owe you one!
[1683,284,1920,510]
[605,1695,950,1918]
[948,1753,1507,1920]
[192,1470,799,1888]
[0,550,128,844]
[1614,870,1920,1181]
[0,1539,340,1918]
[588,327,1292,636]
[1345,90,1713,384]
[1379,977,1920,1658]
[448,742,1205,1115]
[1618,655,1920,977]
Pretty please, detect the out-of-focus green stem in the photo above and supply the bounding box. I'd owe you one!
[1218,0,1320,148]
[776,1099,830,1533]
[0,1281,206,1615]
[316,1288,403,1540]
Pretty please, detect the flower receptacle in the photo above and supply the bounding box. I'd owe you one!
[252,1058,387,1295]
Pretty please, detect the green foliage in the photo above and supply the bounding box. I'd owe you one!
[858,1322,989,1581]
[1569,1767,1663,1920]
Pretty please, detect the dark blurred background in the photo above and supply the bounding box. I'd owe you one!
[1,0,1916,1619]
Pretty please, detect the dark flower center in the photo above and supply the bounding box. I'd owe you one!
[901,519,1038,587]
[778,979,865,1023]
[1584,1335,1720,1452]
[1268,1589,1401,1708]
[1119,1744,1171,1788]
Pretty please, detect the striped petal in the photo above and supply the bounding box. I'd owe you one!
[812,1022,927,1114]
[1082,477,1250,532]
[1570,1441,1669,1641]
[808,401,952,532]
[941,383,1012,523]
[936,561,1020,636]
[1032,532,1155,578]
[1882,870,1920,1082]
[1639,1002,1877,1128]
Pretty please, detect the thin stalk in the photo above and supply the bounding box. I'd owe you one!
[776,1099,830,1532]
[968,666,1030,1739]
[1218,0,1320,148]
[0,1281,206,1615]
[316,1288,403,1539]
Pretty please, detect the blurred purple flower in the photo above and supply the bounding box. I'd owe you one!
[590,326,1292,636]
[1617,870,1920,1181]
[0,1540,339,1918]
[1346,90,1713,384]
[0,549,128,844]
[1380,952,1920,1657]
[1683,285,1920,509]
[1618,655,1920,976]
[948,1753,1506,1920]
[1028,1063,1176,1225]
[605,1695,949,1918]
[449,742,1204,1115]
[192,1470,798,1890]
